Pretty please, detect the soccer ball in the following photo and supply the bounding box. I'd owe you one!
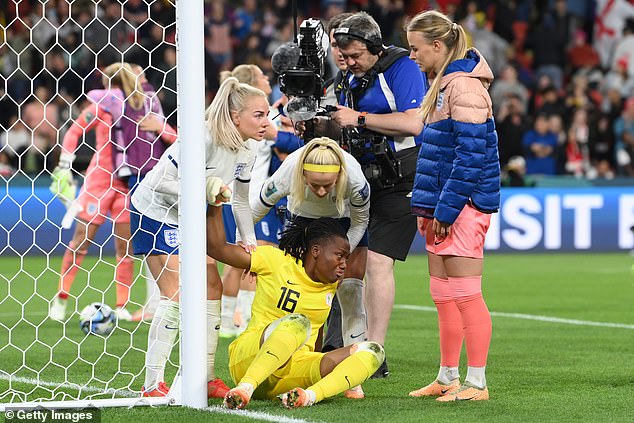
[79,302,116,336]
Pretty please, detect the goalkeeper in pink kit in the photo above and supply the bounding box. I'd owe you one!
[49,63,174,322]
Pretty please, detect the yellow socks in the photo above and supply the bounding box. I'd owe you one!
[308,341,384,402]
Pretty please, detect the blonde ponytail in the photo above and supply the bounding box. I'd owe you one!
[219,64,259,86]
[205,76,267,151]
[290,137,348,216]
[408,10,468,122]
[102,62,146,110]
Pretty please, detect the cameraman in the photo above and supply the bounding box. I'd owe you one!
[332,12,427,378]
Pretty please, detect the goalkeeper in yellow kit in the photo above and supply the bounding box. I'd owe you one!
[206,201,384,409]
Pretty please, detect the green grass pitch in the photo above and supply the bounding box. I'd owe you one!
[0,253,633,422]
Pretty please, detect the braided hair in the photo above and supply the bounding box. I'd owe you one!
[279,217,348,263]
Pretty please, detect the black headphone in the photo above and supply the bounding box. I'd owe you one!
[334,26,384,55]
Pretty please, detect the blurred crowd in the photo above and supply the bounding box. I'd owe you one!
[1,0,634,185]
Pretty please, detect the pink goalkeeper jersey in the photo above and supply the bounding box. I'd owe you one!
[61,103,125,191]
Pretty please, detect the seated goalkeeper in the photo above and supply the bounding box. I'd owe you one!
[205,203,384,410]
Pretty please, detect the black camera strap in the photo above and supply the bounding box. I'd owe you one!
[342,46,409,109]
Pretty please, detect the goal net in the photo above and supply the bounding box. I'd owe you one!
[0,0,204,409]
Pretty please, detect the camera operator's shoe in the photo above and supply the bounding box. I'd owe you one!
[279,387,315,408]
[409,379,460,397]
[370,358,389,379]
[436,383,489,402]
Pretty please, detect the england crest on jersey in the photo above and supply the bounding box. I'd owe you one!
[436,92,445,110]
[164,229,180,248]
[234,162,247,178]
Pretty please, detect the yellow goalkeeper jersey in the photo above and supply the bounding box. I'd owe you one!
[244,246,338,351]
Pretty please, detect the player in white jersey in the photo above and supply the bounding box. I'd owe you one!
[129,77,270,399]
[215,65,293,338]
[251,137,370,399]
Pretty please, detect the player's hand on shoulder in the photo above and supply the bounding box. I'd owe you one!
[236,241,256,253]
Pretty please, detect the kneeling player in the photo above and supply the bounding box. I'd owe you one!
[206,205,384,409]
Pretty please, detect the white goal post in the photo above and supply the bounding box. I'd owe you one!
[0,0,207,411]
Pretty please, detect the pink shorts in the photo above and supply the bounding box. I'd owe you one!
[425,203,491,259]
[76,179,130,225]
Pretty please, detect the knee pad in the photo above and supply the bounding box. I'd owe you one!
[429,276,452,302]
[353,341,385,368]
[263,313,311,347]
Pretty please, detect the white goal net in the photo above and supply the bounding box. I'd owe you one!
[0,0,203,409]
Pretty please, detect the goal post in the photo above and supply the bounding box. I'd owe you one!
[0,0,208,410]
[176,0,208,411]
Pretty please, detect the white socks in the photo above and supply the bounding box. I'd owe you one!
[236,290,255,334]
[145,299,223,388]
[465,366,487,389]
[337,278,367,346]
[220,295,237,333]
[437,366,460,384]
[208,299,221,381]
[145,299,179,390]
[143,262,160,314]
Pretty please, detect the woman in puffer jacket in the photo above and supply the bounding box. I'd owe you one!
[407,10,500,402]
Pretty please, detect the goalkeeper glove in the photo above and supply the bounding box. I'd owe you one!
[206,176,232,206]
[50,152,76,206]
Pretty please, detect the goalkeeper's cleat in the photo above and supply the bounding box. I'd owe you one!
[436,383,489,402]
[223,387,251,409]
[371,357,389,379]
[48,297,67,322]
[409,379,460,397]
[208,378,231,399]
[343,385,365,399]
[114,306,133,322]
[131,308,154,322]
[279,387,315,409]
[141,381,170,397]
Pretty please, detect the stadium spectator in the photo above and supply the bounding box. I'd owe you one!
[614,98,634,176]
[129,77,269,399]
[0,117,39,172]
[526,14,567,90]
[206,208,384,410]
[523,113,559,175]
[408,9,499,402]
[469,12,509,76]
[566,30,600,74]
[565,108,593,177]
[490,64,529,115]
[496,93,529,167]
[610,18,634,78]
[205,0,234,71]
[22,85,59,171]
[331,11,426,379]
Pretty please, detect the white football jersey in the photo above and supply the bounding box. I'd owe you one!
[132,133,255,226]
[251,147,370,249]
